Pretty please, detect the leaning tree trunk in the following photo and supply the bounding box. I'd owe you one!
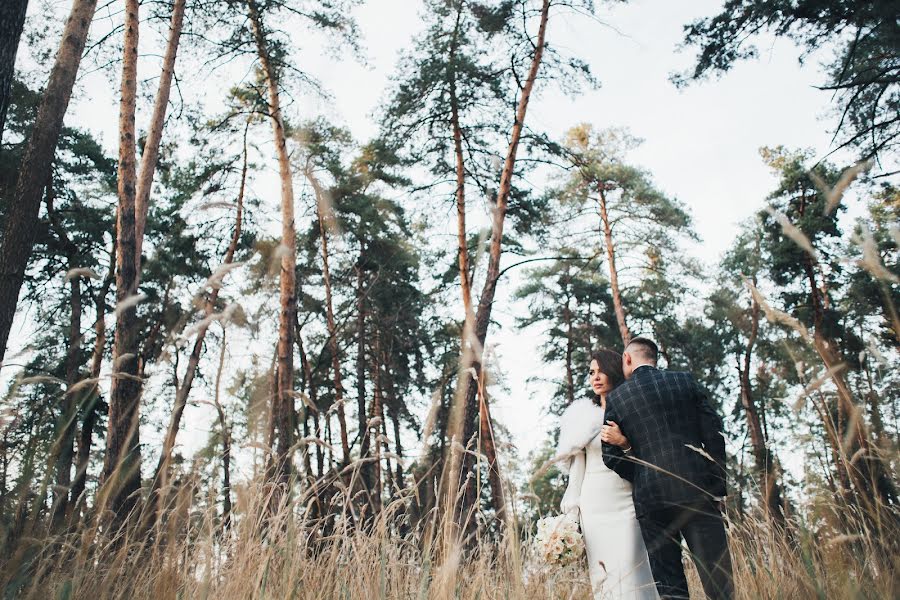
[739,289,787,525]
[100,0,142,524]
[147,126,245,522]
[306,167,351,466]
[598,185,630,345]
[247,0,297,488]
[451,0,551,526]
[70,231,115,516]
[0,0,29,142]
[0,0,98,368]
[134,0,186,276]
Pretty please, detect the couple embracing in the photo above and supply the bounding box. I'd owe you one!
[553,337,734,600]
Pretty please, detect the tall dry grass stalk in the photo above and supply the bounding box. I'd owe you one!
[2,464,897,599]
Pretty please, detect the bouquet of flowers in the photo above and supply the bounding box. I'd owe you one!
[533,513,585,566]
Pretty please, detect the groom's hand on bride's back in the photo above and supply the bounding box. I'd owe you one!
[599,420,629,449]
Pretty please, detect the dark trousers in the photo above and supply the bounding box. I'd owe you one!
[637,500,733,600]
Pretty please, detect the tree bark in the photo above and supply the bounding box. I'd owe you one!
[454,0,550,522]
[134,0,186,275]
[247,0,297,486]
[0,0,29,143]
[598,185,630,345]
[0,0,98,368]
[100,0,142,523]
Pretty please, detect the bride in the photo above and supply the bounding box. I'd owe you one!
[553,349,659,599]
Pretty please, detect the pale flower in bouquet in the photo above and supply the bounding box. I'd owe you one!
[533,513,584,566]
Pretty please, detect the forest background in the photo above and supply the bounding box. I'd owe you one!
[0,0,897,598]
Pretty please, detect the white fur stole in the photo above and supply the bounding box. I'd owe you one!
[550,397,605,473]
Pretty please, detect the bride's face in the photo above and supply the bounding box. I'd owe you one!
[588,359,612,396]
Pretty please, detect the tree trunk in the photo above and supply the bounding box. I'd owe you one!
[213,327,232,530]
[0,0,29,142]
[355,244,367,472]
[295,321,314,478]
[51,270,82,525]
[100,0,142,523]
[739,291,786,524]
[44,189,83,526]
[306,167,351,466]
[797,193,897,512]
[371,350,383,515]
[598,185,630,345]
[453,0,550,522]
[134,0,186,275]
[148,126,246,519]
[247,0,296,486]
[390,400,404,492]
[478,383,505,521]
[447,5,472,328]
[70,231,115,516]
[0,0,98,368]
[296,321,324,477]
[563,287,575,406]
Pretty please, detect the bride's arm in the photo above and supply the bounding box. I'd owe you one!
[560,450,585,516]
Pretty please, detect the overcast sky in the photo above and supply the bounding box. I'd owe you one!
[9,0,859,468]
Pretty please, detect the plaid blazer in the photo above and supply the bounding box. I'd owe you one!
[602,365,727,514]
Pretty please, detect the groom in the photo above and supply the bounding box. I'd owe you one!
[601,337,733,600]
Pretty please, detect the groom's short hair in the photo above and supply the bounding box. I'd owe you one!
[626,337,659,364]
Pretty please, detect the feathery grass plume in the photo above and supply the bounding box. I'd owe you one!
[66,376,102,395]
[853,223,899,283]
[793,363,847,411]
[64,267,101,281]
[685,443,716,463]
[810,159,872,215]
[112,352,136,368]
[197,200,238,211]
[181,303,242,339]
[418,387,442,458]
[113,292,147,315]
[865,337,889,366]
[205,261,247,290]
[765,206,818,260]
[742,276,811,341]
[304,164,342,237]
[19,374,65,387]
[0,469,897,598]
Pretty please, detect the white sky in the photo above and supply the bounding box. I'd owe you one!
[7,0,861,472]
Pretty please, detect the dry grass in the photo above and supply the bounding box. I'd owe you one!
[2,474,897,600]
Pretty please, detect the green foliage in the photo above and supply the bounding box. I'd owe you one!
[680,0,900,165]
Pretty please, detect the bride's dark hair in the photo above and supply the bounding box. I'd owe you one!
[589,348,625,401]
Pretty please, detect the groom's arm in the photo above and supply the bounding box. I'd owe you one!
[601,403,635,482]
[693,378,727,497]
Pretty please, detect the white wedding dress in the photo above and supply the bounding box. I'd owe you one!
[556,399,659,600]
